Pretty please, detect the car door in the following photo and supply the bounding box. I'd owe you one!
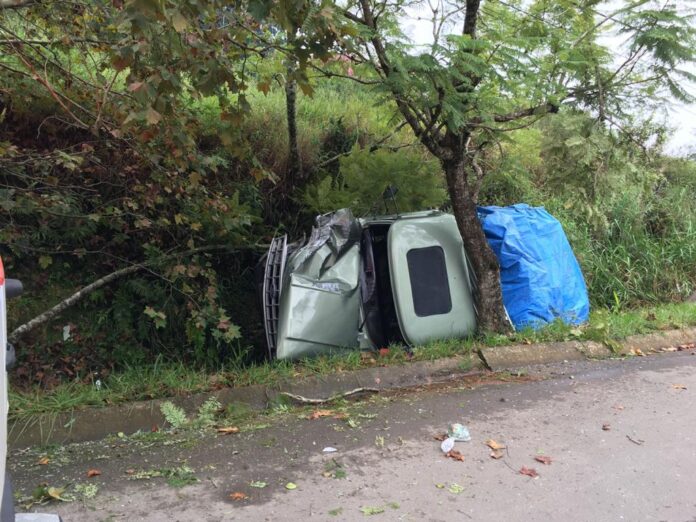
[387,213,477,345]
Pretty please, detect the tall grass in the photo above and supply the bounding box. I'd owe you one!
[549,188,696,308]
[193,83,403,175]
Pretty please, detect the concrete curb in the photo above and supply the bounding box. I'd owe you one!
[9,327,696,448]
[9,353,483,448]
[479,327,696,371]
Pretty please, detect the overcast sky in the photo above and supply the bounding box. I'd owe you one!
[401,2,695,156]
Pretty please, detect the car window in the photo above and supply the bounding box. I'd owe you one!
[406,246,452,317]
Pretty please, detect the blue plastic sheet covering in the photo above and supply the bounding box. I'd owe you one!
[478,204,590,330]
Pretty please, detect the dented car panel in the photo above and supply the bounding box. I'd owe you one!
[275,243,362,360]
[265,209,478,360]
[274,210,363,360]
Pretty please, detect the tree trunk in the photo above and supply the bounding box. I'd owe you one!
[285,65,301,186]
[442,155,512,334]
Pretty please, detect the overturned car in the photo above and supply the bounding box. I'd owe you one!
[261,209,478,360]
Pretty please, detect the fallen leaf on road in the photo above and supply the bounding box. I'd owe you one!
[47,487,67,501]
[433,433,447,441]
[612,404,624,411]
[333,413,349,420]
[602,423,611,431]
[672,384,687,390]
[677,343,696,351]
[37,457,49,466]
[249,481,267,488]
[360,506,385,515]
[534,456,552,465]
[217,426,240,434]
[285,482,297,490]
[125,469,135,475]
[308,410,334,420]
[86,469,101,478]
[448,483,464,494]
[229,492,248,501]
[631,348,645,357]
[520,467,539,478]
[490,449,504,459]
[360,353,376,365]
[485,439,506,451]
[445,450,465,462]
[435,483,445,489]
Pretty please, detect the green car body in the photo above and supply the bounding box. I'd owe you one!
[262,209,477,360]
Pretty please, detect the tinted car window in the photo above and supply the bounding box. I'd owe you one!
[406,246,452,317]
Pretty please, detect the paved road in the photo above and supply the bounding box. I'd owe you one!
[12,352,696,521]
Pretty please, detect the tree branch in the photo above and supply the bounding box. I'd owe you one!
[8,264,142,343]
[7,245,244,342]
[0,0,35,8]
[471,102,559,125]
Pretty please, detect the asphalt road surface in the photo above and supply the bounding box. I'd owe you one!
[12,351,696,522]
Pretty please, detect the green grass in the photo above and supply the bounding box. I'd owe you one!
[193,82,404,175]
[10,302,696,420]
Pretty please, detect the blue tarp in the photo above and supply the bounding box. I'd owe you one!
[478,204,590,330]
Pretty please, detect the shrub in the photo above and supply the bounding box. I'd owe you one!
[303,145,447,215]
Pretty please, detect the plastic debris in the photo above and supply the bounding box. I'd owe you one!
[448,423,471,442]
[440,437,455,453]
[322,447,338,453]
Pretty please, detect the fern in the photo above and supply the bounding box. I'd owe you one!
[195,396,222,428]
[160,401,188,429]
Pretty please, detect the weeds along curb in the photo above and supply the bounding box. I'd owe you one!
[479,327,696,370]
[9,353,483,448]
[10,327,696,448]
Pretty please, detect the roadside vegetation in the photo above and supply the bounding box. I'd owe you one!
[1,1,695,414]
[10,302,696,420]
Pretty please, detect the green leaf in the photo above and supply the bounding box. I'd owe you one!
[160,401,188,428]
[247,0,273,21]
[448,483,464,494]
[170,10,188,32]
[360,506,385,515]
[38,256,53,269]
[47,487,68,501]
[144,306,167,329]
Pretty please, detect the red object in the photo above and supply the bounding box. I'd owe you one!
[0,256,4,285]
